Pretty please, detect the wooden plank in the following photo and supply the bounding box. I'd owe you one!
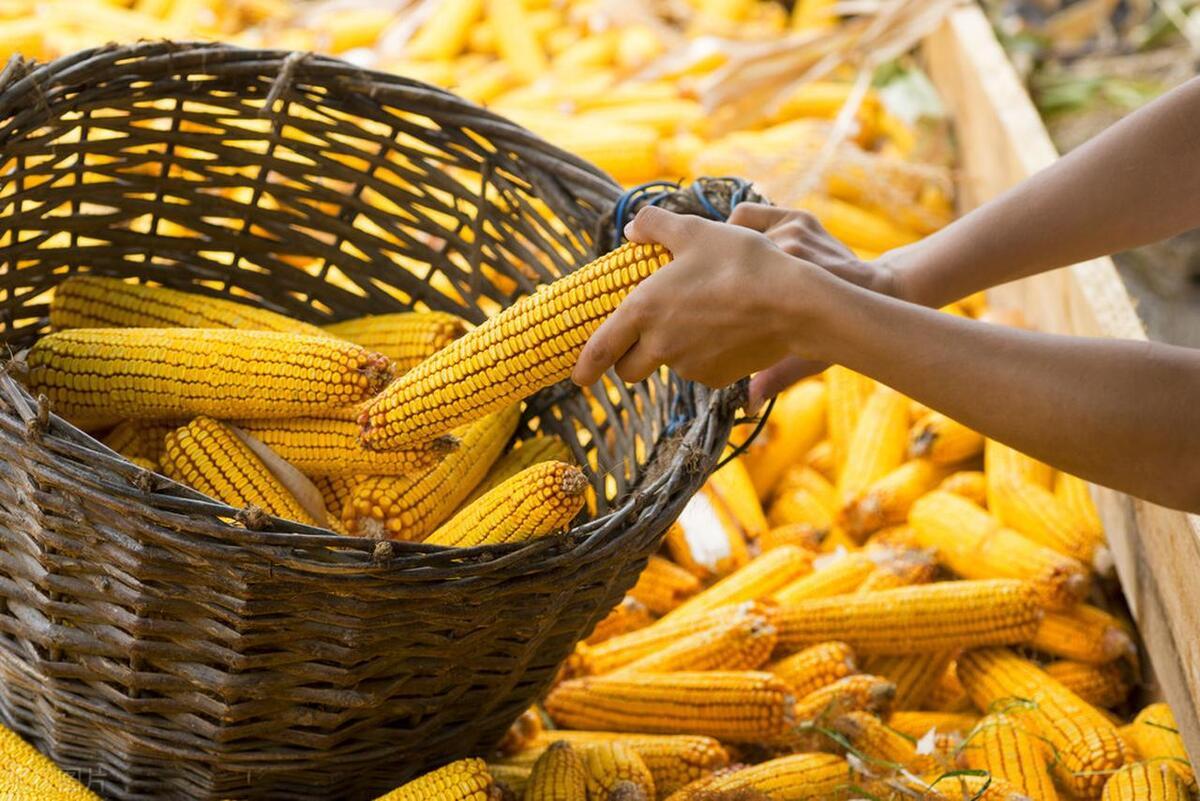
[923,5,1200,761]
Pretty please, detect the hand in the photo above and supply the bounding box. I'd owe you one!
[571,206,837,391]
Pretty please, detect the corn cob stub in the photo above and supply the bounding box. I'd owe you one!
[359,242,672,451]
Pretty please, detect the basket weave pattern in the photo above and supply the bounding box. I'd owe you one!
[0,43,739,799]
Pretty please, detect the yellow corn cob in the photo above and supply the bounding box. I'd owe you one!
[841,459,951,537]
[462,434,573,506]
[552,29,619,70]
[1101,762,1191,801]
[544,671,797,741]
[921,774,1033,801]
[834,710,942,775]
[739,380,827,500]
[102,419,178,463]
[837,386,910,518]
[1044,661,1131,709]
[938,470,988,507]
[0,722,101,800]
[496,707,544,756]
[958,648,1127,799]
[486,763,530,797]
[580,742,655,800]
[759,523,827,553]
[662,545,814,623]
[768,483,835,530]
[313,475,358,522]
[889,711,980,739]
[1029,605,1135,664]
[578,99,702,137]
[909,491,1090,610]
[50,275,327,337]
[374,758,493,800]
[924,659,972,713]
[960,713,1059,800]
[618,610,776,674]
[237,418,457,477]
[768,81,872,123]
[825,366,876,469]
[627,555,701,616]
[772,551,876,605]
[705,456,767,541]
[406,0,483,59]
[487,0,547,81]
[767,640,858,698]
[423,461,586,547]
[360,242,671,450]
[806,439,837,481]
[28,329,390,426]
[863,651,956,710]
[985,439,1053,488]
[865,525,922,550]
[856,550,938,593]
[345,406,519,540]
[1055,471,1105,542]
[666,753,848,801]
[512,733,730,798]
[792,0,837,28]
[527,120,663,185]
[989,476,1105,566]
[322,312,468,373]
[777,464,838,512]
[792,674,896,724]
[909,413,984,465]
[162,417,320,527]
[665,490,751,580]
[803,196,921,253]
[1126,703,1196,793]
[585,597,654,646]
[774,579,1043,656]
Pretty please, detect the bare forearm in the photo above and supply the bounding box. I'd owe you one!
[888,77,1200,308]
[810,280,1200,511]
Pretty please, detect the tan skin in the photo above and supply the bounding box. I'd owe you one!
[572,76,1200,513]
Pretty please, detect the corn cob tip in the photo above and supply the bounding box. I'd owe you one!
[559,465,590,496]
[608,780,649,801]
[433,433,461,453]
[360,352,394,390]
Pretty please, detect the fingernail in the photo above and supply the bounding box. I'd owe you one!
[623,221,634,240]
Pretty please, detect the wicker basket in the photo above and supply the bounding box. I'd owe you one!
[0,43,745,800]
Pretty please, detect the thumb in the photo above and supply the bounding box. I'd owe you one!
[623,206,703,254]
[748,357,828,414]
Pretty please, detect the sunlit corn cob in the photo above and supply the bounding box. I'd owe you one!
[837,386,909,516]
[767,640,858,699]
[1044,661,1131,709]
[856,550,938,593]
[988,476,1105,567]
[777,464,838,512]
[804,195,921,253]
[984,439,1053,489]
[618,610,776,674]
[958,648,1127,799]
[162,417,320,527]
[863,651,955,710]
[865,525,922,550]
[841,459,951,537]
[664,753,849,801]
[585,597,654,646]
[237,417,457,477]
[768,482,835,530]
[313,475,358,522]
[345,406,519,540]
[27,329,390,427]
[889,711,980,740]
[938,470,988,506]
[662,545,813,623]
[833,710,941,775]
[462,434,573,506]
[486,762,530,797]
[806,439,837,481]
[1101,762,1191,800]
[405,0,483,58]
[1125,703,1196,793]
[1029,604,1135,664]
[513,733,729,798]
[759,522,827,553]
[496,707,544,757]
[739,380,827,500]
[909,412,984,464]
[360,243,670,451]
[925,659,972,713]
[580,742,655,800]
[627,555,701,615]
[705,456,767,540]
[0,722,101,800]
[423,461,586,547]
[1055,471,1105,544]
[50,275,326,337]
[488,0,547,81]
[544,671,796,741]
[909,491,1089,609]
[791,673,896,724]
[322,312,468,372]
[960,712,1059,800]
[664,491,751,580]
[920,773,1033,801]
[772,551,876,605]
[102,419,179,464]
[374,757,493,800]
[774,579,1042,656]
[825,366,875,469]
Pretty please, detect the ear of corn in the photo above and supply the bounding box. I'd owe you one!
[985,439,1054,489]
[771,551,876,605]
[50,275,327,337]
[1043,661,1131,709]
[840,458,951,537]
[423,460,587,547]
[832,709,941,775]
[856,549,937,593]
[862,651,955,709]
[627,555,702,616]
[236,417,457,477]
[1028,605,1135,665]
[806,439,837,481]
[544,671,797,741]
[581,742,655,800]
[360,242,670,451]
[925,658,972,713]
[837,385,909,515]
[958,647,1127,799]
[825,366,876,470]
[1125,703,1196,793]
[373,758,493,801]
[461,434,574,507]
[768,483,835,531]
[767,640,858,699]
[617,609,776,674]
[909,491,1090,610]
[909,412,984,464]
[1101,762,1191,801]
[739,380,827,500]
[486,763,530,797]
[777,465,838,513]
[322,311,468,372]
[585,597,654,647]
[102,419,180,464]
[774,579,1043,656]
[1055,472,1105,542]
[960,713,1059,801]
[27,329,390,426]
[344,405,520,540]
[989,476,1106,567]
[311,475,359,523]
[405,0,484,58]
[938,470,988,506]
[791,673,896,725]
[661,544,813,623]
[523,740,588,801]
[889,711,980,739]
[759,522,827,553]
[664,753,849,801]
[705,456,768,541]
[162,417,321,527]
[664,491,751,580]
[0,723,101,800]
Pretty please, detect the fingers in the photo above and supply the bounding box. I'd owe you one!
[623,206,704,253]
[613,341,662,384]
[747,357,827,414]
[726,202,791,232]
[572,298,643,387]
